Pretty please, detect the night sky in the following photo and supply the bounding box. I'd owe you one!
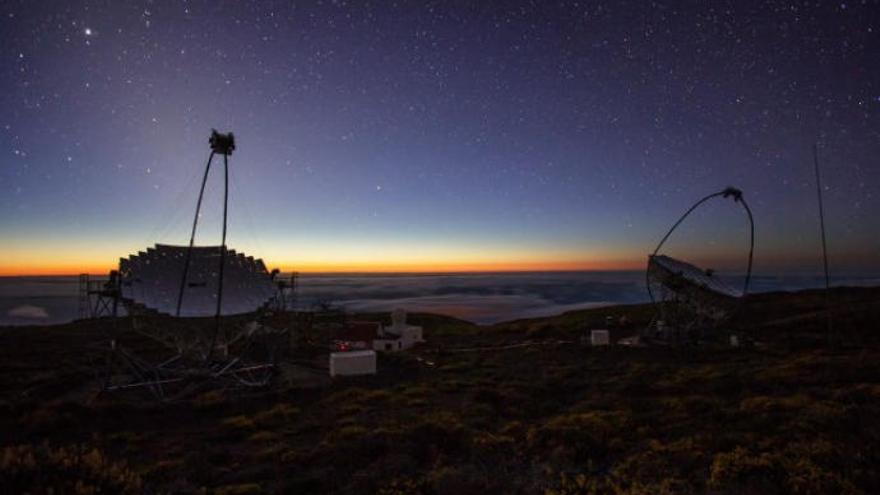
[1,1,878,275]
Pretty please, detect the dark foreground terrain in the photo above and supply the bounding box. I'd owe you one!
[2,287,880,494]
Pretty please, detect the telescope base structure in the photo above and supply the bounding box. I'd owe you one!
[92,316,288,401]
[645,255,740,345]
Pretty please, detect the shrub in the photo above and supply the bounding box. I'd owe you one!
[739,394,811,414]
[708,447,784,494]
[437,378,465,392]
[248,430,280,443]
[377,477,428,495]
[784,457,861,495]
[407,413,469,459]
[317,425,393,467]
[427,464,489,495]
[253,402,299,427]
[472,431,515,453]
[529,410,631,463]
[222,415,256,430]
[605,438,703,494]
[215,483,262,495]
[0,443,142,494]
[543,472,602,495]
[193,390,226,409]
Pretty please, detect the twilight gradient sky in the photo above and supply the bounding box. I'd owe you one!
[0,1,878,275]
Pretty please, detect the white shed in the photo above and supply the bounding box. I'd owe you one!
[590,329,610,346]
[374,309,424,352]
[329,350,377,377]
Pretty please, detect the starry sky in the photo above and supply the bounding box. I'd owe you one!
[1,0,878,275]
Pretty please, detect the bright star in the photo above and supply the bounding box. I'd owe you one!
[84,28,93,36]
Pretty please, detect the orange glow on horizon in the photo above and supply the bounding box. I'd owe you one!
[4,251,874,276]
[0,263,115,277]
[0,262,645,276]
[0,257,645,276]
[273,257,645,274]
[0,238,647,276]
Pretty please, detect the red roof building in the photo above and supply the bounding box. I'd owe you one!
[335,321,382,350]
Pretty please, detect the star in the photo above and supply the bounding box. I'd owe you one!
[0,0,877,276]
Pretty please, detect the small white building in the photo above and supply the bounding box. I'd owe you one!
[334,310,425,354]
[373,309,424,352]
[590,329,610,346]
[329,350,377,377]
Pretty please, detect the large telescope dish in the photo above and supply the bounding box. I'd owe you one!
[119,244,276,317]
[648,254,741,300]
[645,187,755,343]
[93,130,289,401]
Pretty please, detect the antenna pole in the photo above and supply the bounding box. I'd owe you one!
[210,153,230,345]
[813,143,833,346]
[219,152,229,306]
[176,151,215,317]
[204,130,235,362]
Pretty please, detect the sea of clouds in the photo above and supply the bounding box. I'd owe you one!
[296,272,648,324]
[1,272,878,326]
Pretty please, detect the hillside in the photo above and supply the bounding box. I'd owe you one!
[1,287,879,494]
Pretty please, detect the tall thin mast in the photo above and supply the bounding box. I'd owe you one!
[813,143,833,345]
[205,130,235,361]
[176,151,215,317]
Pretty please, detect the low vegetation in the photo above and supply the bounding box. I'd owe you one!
[0,287,878,493]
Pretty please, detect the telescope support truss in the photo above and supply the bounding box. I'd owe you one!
[645,187,755,344]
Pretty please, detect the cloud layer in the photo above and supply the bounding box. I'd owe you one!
[7,305,49,319]
[295,272,648,324]
[1,272,877,326]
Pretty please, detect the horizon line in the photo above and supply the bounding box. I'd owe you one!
[2,268,876,278]
[0,267,646,277]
